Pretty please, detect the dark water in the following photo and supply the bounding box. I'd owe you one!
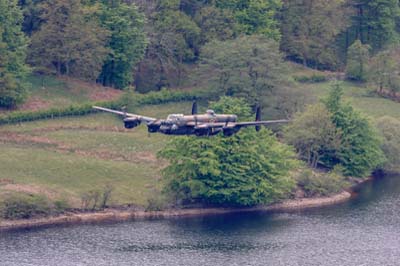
[1,175,400,266]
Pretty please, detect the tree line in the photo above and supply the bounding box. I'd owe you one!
[2,0,400,108]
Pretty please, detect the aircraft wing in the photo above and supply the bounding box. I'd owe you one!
[92,106,157,124]
[234,120,290,127]
[193,120,289,128]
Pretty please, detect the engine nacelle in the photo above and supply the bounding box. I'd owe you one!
[194,127,222,136]
[222,126,240,136]
[123,118,141,129]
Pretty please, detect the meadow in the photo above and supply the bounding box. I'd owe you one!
[1,73,400,212]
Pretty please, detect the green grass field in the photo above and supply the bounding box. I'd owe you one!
[0,75,122,115]
[0,102,192,208]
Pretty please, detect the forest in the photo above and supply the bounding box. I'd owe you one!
[1,0,400,210]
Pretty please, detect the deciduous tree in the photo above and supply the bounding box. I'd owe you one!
[284,104,342,169]
[281,0,350,69]
[98,0,147,89]
[159,97,297,206]
[30,0,109,81]
[0,0,29,108]
[345,40,371,81]
[197,35,287,105]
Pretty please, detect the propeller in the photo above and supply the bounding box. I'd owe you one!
[121,106,127,119]
[255,106,261,132]
[191,101,198,115]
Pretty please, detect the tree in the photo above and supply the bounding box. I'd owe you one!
[349,0,400,51]
[98,1,147,89]
[375,116,400,173]
[0,0,29,108]
[284,104,342,169]
[323,83,385,177]
[197,35,287,105]
[216,0,282,40]
[158,97,297,206]
[281,0,350,69]
[194,5,237,44]
[345,40,371,81]
[133,0,201,91]
[29,0,109,81]
[369,47,400,96]
[18,0,45,35]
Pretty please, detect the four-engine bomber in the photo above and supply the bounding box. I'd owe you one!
[93,102,288,137]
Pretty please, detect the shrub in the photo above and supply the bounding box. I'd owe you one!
[345,40,370,82]
[298,168,348,197]
[0,193,52,220]
[294,74,328,83]
[53,199,70,214]
[145,194,168,212]
[375,116,400,173]
[80,184,114,211]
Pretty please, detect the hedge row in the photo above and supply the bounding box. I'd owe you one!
[135,89,210,105]
[0,89,211,125]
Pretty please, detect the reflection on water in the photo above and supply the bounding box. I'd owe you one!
[0,174,400,266]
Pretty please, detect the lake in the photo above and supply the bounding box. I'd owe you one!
[1,174,399,266]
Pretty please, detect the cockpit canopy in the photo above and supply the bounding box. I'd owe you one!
[206,109,216,116]
[166,114,184,122]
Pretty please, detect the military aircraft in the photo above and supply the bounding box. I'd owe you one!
[92,102,289,137]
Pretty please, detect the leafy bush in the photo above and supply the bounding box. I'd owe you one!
[375,116,400,173]
[345,40,370,82]
[0,80,28,108]
[0,193,52,220]
[53,199,70,214]
[294,74,328,83]
[298,168,348,197]
[145,194,168,212]
[80,184,114,211]
[159,97,298,207]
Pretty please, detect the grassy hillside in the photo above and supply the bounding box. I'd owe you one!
[1,70,400,214]
[0,75,122,114]
[0,102,192,209]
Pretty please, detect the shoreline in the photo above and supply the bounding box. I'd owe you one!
[0,190,352,232]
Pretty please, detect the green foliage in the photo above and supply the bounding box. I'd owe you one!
[284,103,342,168]
[0,193,52,220]
[158,97,298,206]
[323,83,385,177]
[145,193,168,211]
[375,116,400,173]
[293,74,328,83]
[198,35,287,105]
[345,40,371,82]
[349,0,400,51]
[0,89,209,125]
[369,46,400,95]
[216,0,282,40]
[298,167,348,197]
[194,5,237,44]
[209,96,252,118]
[133,0,201,91]
[29,0,110,80]
[281,0,349,69]
[0,0,29,108]
[98,1,147,89]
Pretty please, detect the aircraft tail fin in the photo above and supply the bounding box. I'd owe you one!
[255,106,261,131]
[192,101,198,115]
